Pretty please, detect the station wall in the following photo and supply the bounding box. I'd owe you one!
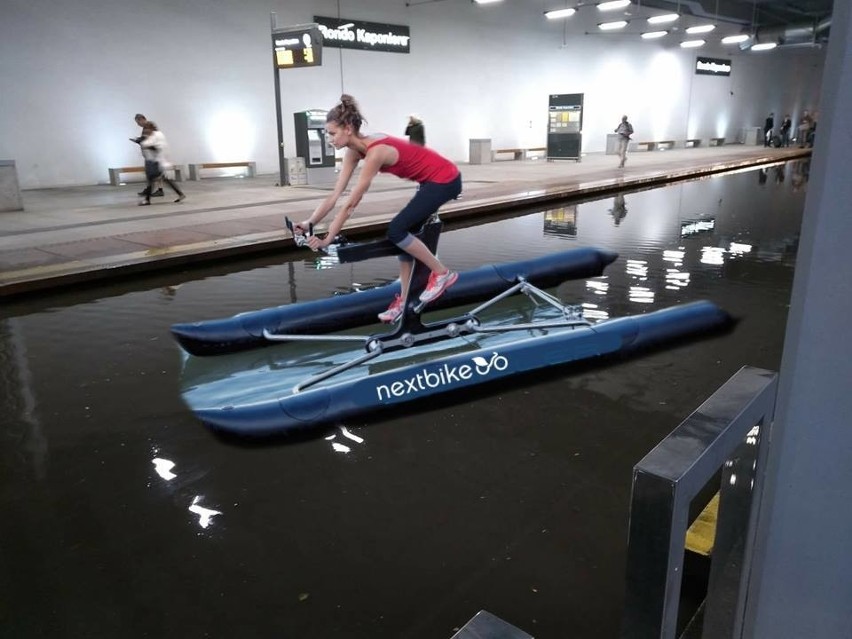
[0,0,826,188]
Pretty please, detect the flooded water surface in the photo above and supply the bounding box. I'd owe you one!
[0,162,806,638]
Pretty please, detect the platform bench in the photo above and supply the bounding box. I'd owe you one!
[684,139,702,148]
[188,161,256,180]
[491,147,547,161]
[108,165,184,186]
[708,137,726,147]
[635,140,676,151]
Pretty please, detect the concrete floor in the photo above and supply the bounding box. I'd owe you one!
[0,145,809,297]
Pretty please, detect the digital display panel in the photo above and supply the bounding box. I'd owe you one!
[273,25,323,69]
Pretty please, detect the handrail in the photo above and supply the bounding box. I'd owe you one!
[621,365,778,639]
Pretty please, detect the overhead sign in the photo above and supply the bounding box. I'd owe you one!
[695,57,732,76]
[272,24,323,69]
[313,16,410,53]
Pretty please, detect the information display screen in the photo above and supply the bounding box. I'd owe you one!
[272,25,323,69]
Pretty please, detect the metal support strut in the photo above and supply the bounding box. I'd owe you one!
[273,214,592,393]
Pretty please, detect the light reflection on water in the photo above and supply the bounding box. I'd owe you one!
[0,161,808,639]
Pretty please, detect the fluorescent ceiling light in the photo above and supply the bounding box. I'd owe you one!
[545,8,577,19]
[647,13,678,24]
[642,30,668,39]
[599,20,628,30]
[751,42,777,51]
[722,34,750,44]
[680,39,706,48]
[686,24,716,34]
[597,0,630,11]
[473,0,502,4]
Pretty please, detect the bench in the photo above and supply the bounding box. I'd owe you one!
[108,165,184,186]
[188,161,256,180]
[491,147,547,161]
[708,137,725,147]
[683,139,702,148]
[634,140,676,151]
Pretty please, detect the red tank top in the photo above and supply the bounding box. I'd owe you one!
[365,135,459,184]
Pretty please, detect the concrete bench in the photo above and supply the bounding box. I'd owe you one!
[491,147,547,161]
[634,140,676,151]
[188,161,256,180]
[683,139,702,148]
[708,137,726,147]
[108,165,184,186]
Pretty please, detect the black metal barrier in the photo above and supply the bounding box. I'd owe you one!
[621,366,778,639]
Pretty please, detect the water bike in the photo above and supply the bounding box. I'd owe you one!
[173,217,732,438]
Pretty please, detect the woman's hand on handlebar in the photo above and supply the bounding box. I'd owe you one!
[293,220,312,235]
[306,234,329,251]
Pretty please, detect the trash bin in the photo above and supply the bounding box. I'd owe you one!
[0,160,24,212]
[469,139,492,164]
[606,134,621,155]
[741,127,763,145]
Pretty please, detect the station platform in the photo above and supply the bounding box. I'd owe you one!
[0,145,809,298]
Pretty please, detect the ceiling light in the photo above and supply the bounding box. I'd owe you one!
[597,0,630,11]
[599,20,628,30]
[642,30,668,39]
[680,39,705,48]
[473,0,502,4]
[721,34,750,44]
[545,8,577,19]
[647,13,678,24]
[686,24,716,34]
[751,42,777,51]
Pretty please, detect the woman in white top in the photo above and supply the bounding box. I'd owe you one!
[139,122,185,205]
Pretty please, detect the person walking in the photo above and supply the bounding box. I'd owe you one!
[131,114,163,197]
[614,115,633,168]
[138,122,185,205]
[404,114,426,146]
[296,95,461,323]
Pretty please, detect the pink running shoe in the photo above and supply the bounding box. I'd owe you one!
[419,270,458,304]
[378,294,404,323]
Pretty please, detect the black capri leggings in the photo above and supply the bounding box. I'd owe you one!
[387,174,462,260]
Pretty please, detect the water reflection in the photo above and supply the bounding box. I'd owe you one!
[188,496,222,529]
[791,159,810,191]
[325,426,366,454]
[153,457,177,480]
[680,219,715,238]
[609,193,628,226]
[543,205,577,237]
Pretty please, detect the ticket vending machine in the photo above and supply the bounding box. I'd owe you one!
[547,94,583,162]
[293,109,336,184]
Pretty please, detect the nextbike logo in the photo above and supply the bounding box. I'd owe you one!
[376,352,509,401]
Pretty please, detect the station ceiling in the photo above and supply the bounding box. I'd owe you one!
[641,0,834,31]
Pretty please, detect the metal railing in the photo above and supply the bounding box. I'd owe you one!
[621,365,779,639]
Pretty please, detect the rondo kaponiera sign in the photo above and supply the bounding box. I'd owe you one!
[313,16,410,53]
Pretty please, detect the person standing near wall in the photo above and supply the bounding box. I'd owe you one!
[797,110,813,147]
[764,112,775,147]
[780,114,793,147]
[404,115,426,146]
[614,115,633,168]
